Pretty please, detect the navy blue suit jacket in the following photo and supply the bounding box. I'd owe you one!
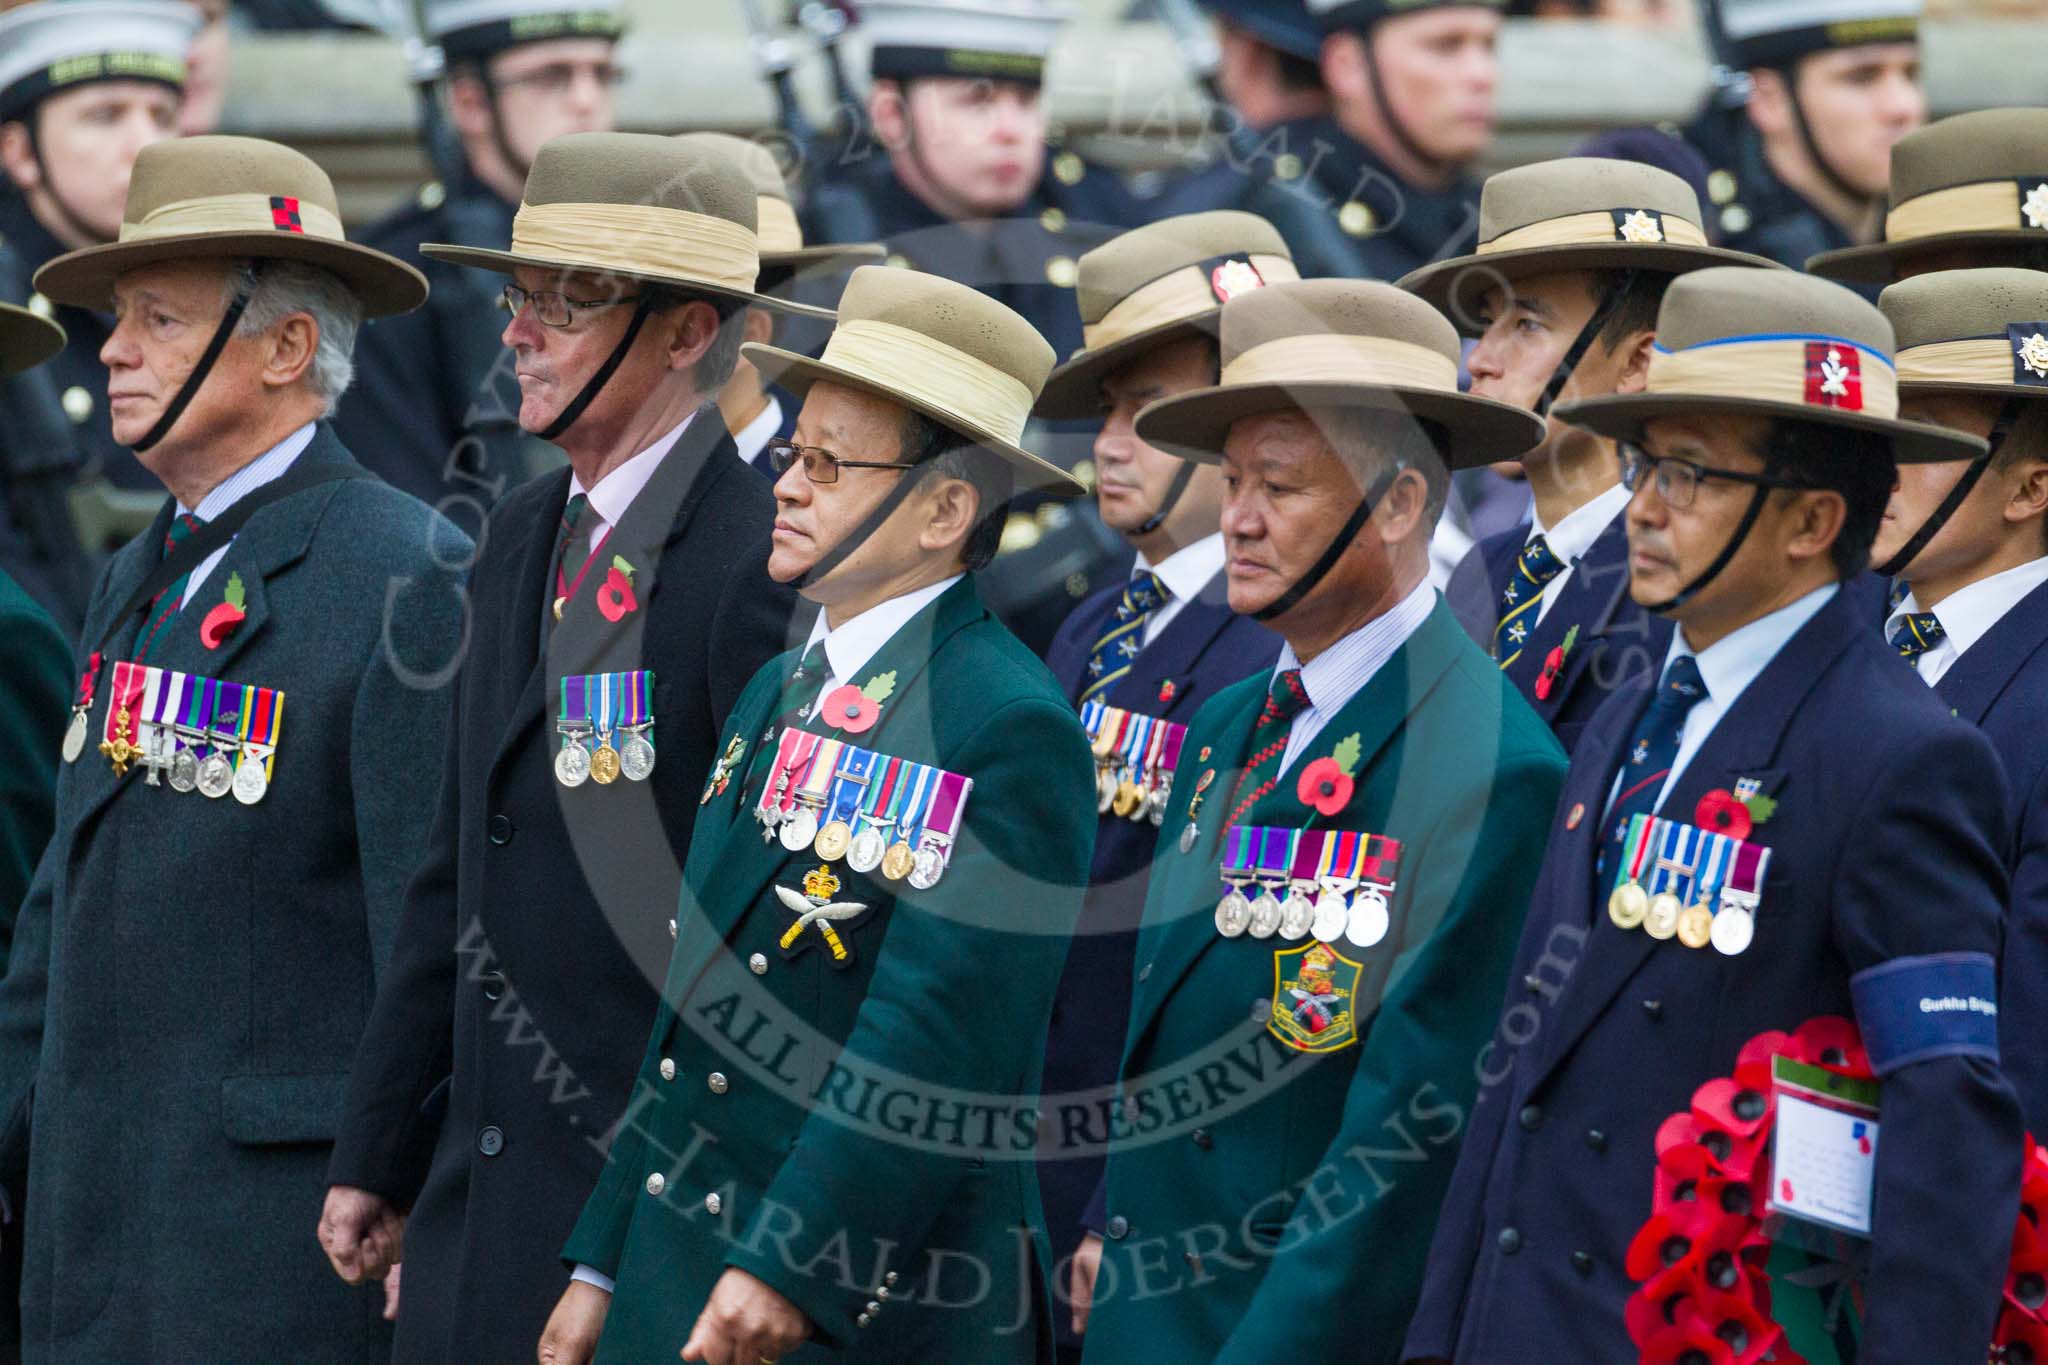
[1404,585,2021,1365]
[1038,568,1279,1342]
[1456,515,1673,756]
[1936,578,2048,1133]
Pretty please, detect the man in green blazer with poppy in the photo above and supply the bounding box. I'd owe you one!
[1068,279,1568,1364]
[540,265,1097,1364]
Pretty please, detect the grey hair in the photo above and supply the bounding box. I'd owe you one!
[1313,406,1451,532]
[224,259,362,416]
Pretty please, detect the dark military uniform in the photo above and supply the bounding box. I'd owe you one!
[329,170,532,511]
[1684,104,1851,272]
[0,262,92,630]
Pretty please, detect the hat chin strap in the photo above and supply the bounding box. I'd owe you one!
[1873,397,2023,579]
[795,446,946,593]
[537,297,654,442]
[1535,269,1638,422]
[476,70,535,187]
[1640,481,1771,615]
[1785,82,1871,215]
[25,121,117,254]
[1363,30,1458,182]
[1250,465,1399,623]
[1134,461,1198,536]
[131,267,260,455]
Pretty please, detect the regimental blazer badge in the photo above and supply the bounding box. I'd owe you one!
[1269,940,1364,1054]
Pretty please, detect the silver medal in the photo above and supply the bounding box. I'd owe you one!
[61,709,87,764]
[1248,889,1282,939]
[1096,768,1117,814]
[1310,887,1349,943]
[1711,905,1756,956]
[169,748,199,794]
[231,756,269,805]
[1178,821,1198,854]
[1279,887,1316,940]
[621,733,656,782]
[197,750,234,800]
[848,824,888,873]
[780,808,820,851]
[909,847,944,891]
[1214,886,1251,937]
[1345,886,1390,948]
[555,742,591,788]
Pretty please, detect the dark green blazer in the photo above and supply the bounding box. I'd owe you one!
[0,568,68,933]
[564,576,1095,1362]
[1080,599,1566,1365]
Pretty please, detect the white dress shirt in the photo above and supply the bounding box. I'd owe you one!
[1132,533,1225,649]
[1273,578,1437,773]
[174,422,316,608]
[1617,582,1837,813]
[1886,554,2048,686]
[731,395,784,472]
[569,411,696,548]
[1525,482,1631,627]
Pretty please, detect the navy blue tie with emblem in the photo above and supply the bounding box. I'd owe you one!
[1603,654,1709,863]
[1079,570,1169,705]
[1889,611,1945,664]
[1494,534,1565,668]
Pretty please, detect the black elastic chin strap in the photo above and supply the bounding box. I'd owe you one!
[1250,466,1401,623]
[1363,27,1452,179]
[131,270,257,455]
[1641,481,1773,615]
[1537,270,1639,421]
[1874,397,2024,578]
[475,69,535,186]
[796,455,944,592]
[538,297,653,442]
[1135,461,1198,536]
[1786,82,1870,212]
[25,120,112,251]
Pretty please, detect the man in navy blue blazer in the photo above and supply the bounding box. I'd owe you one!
[1032,210,1288,1361]
[1403,267,2023,1365]
[1405,158,1784,752]
[1872,268,2048,1131]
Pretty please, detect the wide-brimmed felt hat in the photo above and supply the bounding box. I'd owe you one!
[1035,210,1300,419]
[1132,279,1547,470]
[1399,158,1782,332]
[422,132,833,319]
[0,0,200,124]
[1807,109,2048,285]
[1557,266,1985,464]
[424,0,625,65]
[669,133,883,296]
[34,136,427,318]
[742,264,1078,493]
[0,302,64,375]
[1881,267,2048,408]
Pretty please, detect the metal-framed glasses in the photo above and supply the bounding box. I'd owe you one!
[1618,441,1797,511]
[500,283,640,330]
[766,439,920,485]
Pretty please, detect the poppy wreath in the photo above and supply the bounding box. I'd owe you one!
[1624,1016,2048,1365]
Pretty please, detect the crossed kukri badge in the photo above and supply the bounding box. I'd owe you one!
[775,866,874,968]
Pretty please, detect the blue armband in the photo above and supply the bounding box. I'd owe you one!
[1849,952,2000,1076]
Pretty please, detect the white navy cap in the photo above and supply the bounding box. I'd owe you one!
[862,0,1070,86]
[1717,0,1919,69]
[0,0,200,123]
[423,0,625,64]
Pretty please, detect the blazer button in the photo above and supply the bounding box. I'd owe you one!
[479,971,507,1002]
[488,814,514,845]
[645,1172,666,1196]
[669,918,678,940]
[707,1072,729,1095]
[477,1125,504,1157]
[1497,1227,1522,1255]
[857,1314,871,1329]
[1192,1129,1214,1151]
[749,953,769,975]
[1518,1105,1543,1132]
[1641,998,1664,1021]
[1138,961,1152,983]
[703,1192,723,1216]
[1571,1250,1594,1276]
[1106,1215,1130,1240]
[1586,1129,1608,1153]
[659,1058,676,1082]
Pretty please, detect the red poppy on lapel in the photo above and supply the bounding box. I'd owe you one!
[596,558,638,623]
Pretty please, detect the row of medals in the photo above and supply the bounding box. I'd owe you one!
[1097,762,1171,826]
[554,721,657,788]
[1608,879,1756,955]
[761,798,947,891]
[74,707,271,805]
[1216,877,1391,950]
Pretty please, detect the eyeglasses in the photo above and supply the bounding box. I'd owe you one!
[766,439,921,485]
[500,283,640,330]
[491,62,630,96]
[1618,441,1801,511]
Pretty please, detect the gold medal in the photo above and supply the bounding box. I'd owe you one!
[881,841,916,881]
[1677,902,1715,950]
[1608,881,1648,930]
[814,820,853,862]
[590,743,621,785]
[1111,778,1143,819]
[553,596,566,620]
[1644,892,1682,940]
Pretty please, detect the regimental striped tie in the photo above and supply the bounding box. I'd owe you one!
[1078,571,1169,705]
[1494,534,1566,669]
[1222,668,1313,833]
[136,512,206,662]
[1603,654,1708,863]
[1889,611,1946,664]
